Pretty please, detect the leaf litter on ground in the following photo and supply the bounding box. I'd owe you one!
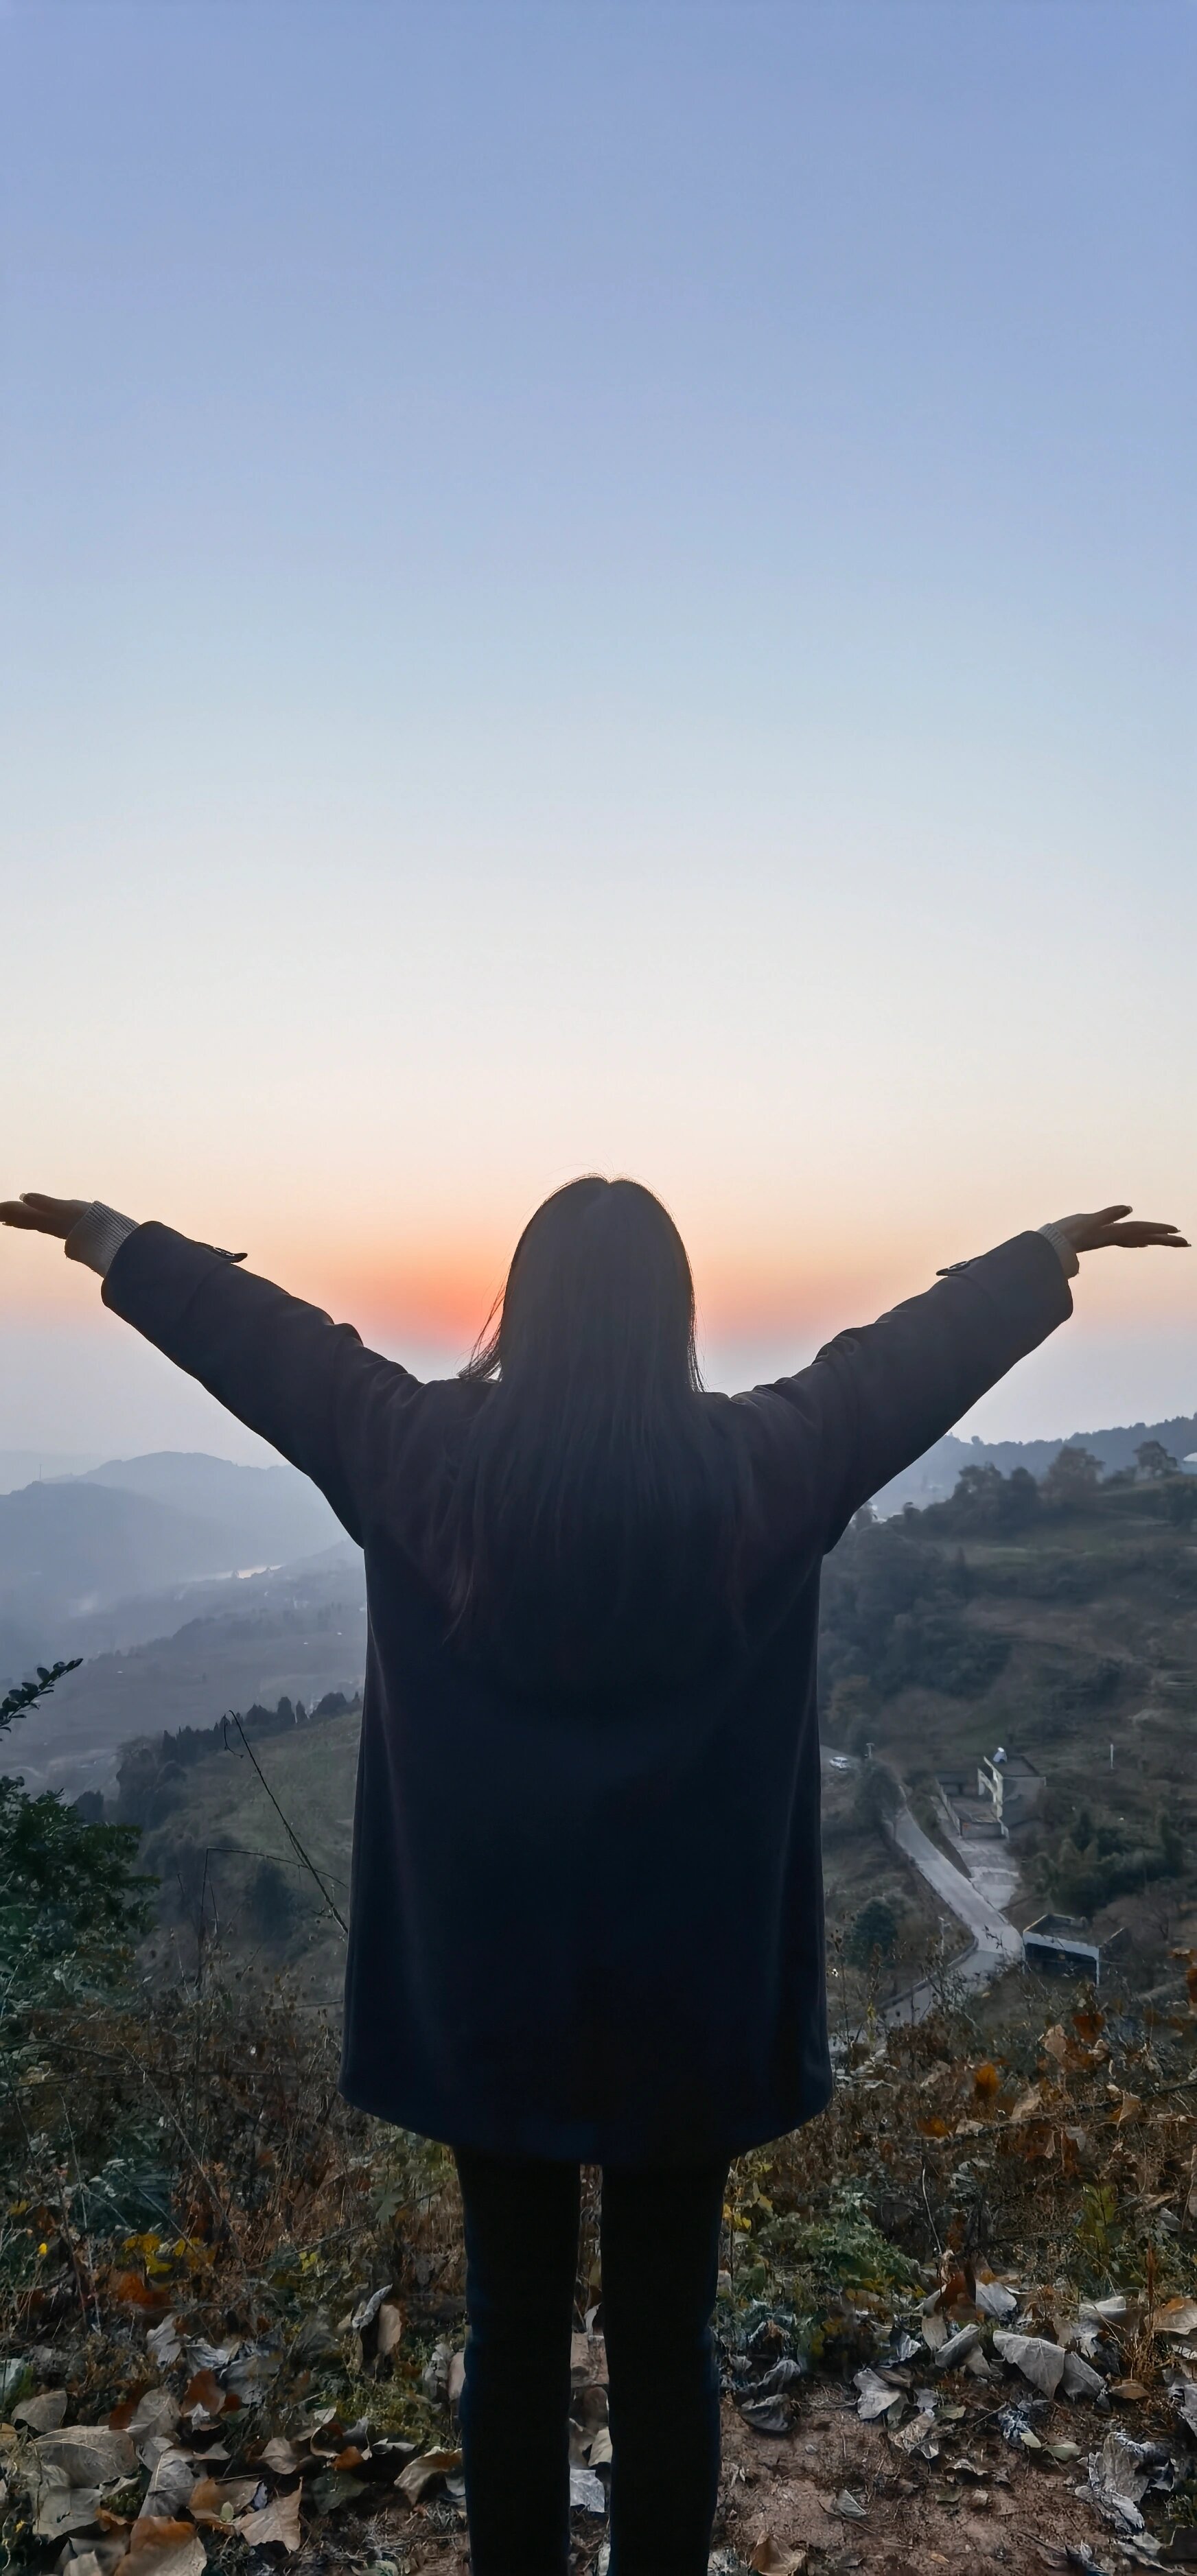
[7,1971,1197,2569]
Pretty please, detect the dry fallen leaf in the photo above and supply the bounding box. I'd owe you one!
[1155,2299,1197,2339]
[975,2278,1018,2320]
[992,2332,1067,2398]
[122,2516,208,2575]
[181,2369,233,2425]
[235,2485,302,2552]
[143,2446,198,2514]
[571,2330,608,2385]
[14,2389,67,2433]
[34,2426,137,2489]
[1082,2427,1149,2531]
[126,2391,181,2447]
[853,2366,903,2421]
[890,2411,938,2459]
[32,2482,103,2543]
[395,2446,462,2503]
[189,2474,261,2525]
[255,2435,301,2475]
[748,2538,808,2573]
[1170,2377,1197,2439]
[111,2273,172,2316]
[829,2490,868,2522]
[1060,2351,1105,2401]
[569,2466,606,2514]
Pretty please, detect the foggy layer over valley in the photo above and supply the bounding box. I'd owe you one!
[0,1450,339,1665]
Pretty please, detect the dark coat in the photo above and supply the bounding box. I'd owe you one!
[104,1225,1070,2165]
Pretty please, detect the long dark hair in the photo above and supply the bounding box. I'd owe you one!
[445,1177,746,1694]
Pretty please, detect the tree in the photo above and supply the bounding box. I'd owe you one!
[1136,1439,1178,1480]
[1,1662,154,2014]
[852,1761,900,1831]
[820,1512,1007,1704]
[1157,1809,1185,1877]
[1042,1446,1102,1510]
[825,1675,873,1746]
[942,1463,1041,1534]
[846,1897,898,1967]
[246,1856,301,1943]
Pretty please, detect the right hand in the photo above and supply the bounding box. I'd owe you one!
[1053,1206,1188,1254]
[0,1193,91,1241]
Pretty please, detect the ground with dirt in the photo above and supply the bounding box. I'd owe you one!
[6,1954,1197,2574]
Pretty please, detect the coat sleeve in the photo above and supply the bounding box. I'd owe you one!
[102,1223,421,1545]
[740,1231,1073,1553]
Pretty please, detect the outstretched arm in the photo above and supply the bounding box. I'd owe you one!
[747,1206,1187,1552]
[0,1194,422,1545]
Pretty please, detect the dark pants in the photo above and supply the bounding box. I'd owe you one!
[454,2146,730,2576]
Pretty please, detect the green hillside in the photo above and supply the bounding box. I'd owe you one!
[822,1457,1197,1960]
[130,1705,361,2002]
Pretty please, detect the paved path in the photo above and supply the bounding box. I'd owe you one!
[890,1803,1021,1958]
[885,1801,1022,2024]
[820,1748,1023,2027]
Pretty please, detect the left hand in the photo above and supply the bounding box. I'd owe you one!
[1054,1205,1189,1254]
[0,1193,91,1240]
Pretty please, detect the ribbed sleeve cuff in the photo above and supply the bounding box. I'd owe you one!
[1036,1221,1080,1280]
[65,1203,141,1277]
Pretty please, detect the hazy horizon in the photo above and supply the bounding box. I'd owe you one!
[4,1,1193,1451]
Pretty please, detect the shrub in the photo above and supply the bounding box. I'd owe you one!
[246,1856,303,1943]
[0,1662,154,2026]
[846,1897,899,1967]
[1042,1446,1103,1510]
[820,1517,1001,1705]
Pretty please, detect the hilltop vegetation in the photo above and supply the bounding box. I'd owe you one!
[822,1451,1197,1966]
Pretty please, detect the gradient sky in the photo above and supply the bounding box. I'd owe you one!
[3,0,1194,1464]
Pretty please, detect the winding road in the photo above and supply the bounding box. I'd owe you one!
[885,1799,1023,2022]
[822,1750,1023,2026]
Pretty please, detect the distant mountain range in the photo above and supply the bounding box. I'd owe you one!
[0,1451,340,1678]
[0,1451,106,1493]
[872,1413,1197,1513]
